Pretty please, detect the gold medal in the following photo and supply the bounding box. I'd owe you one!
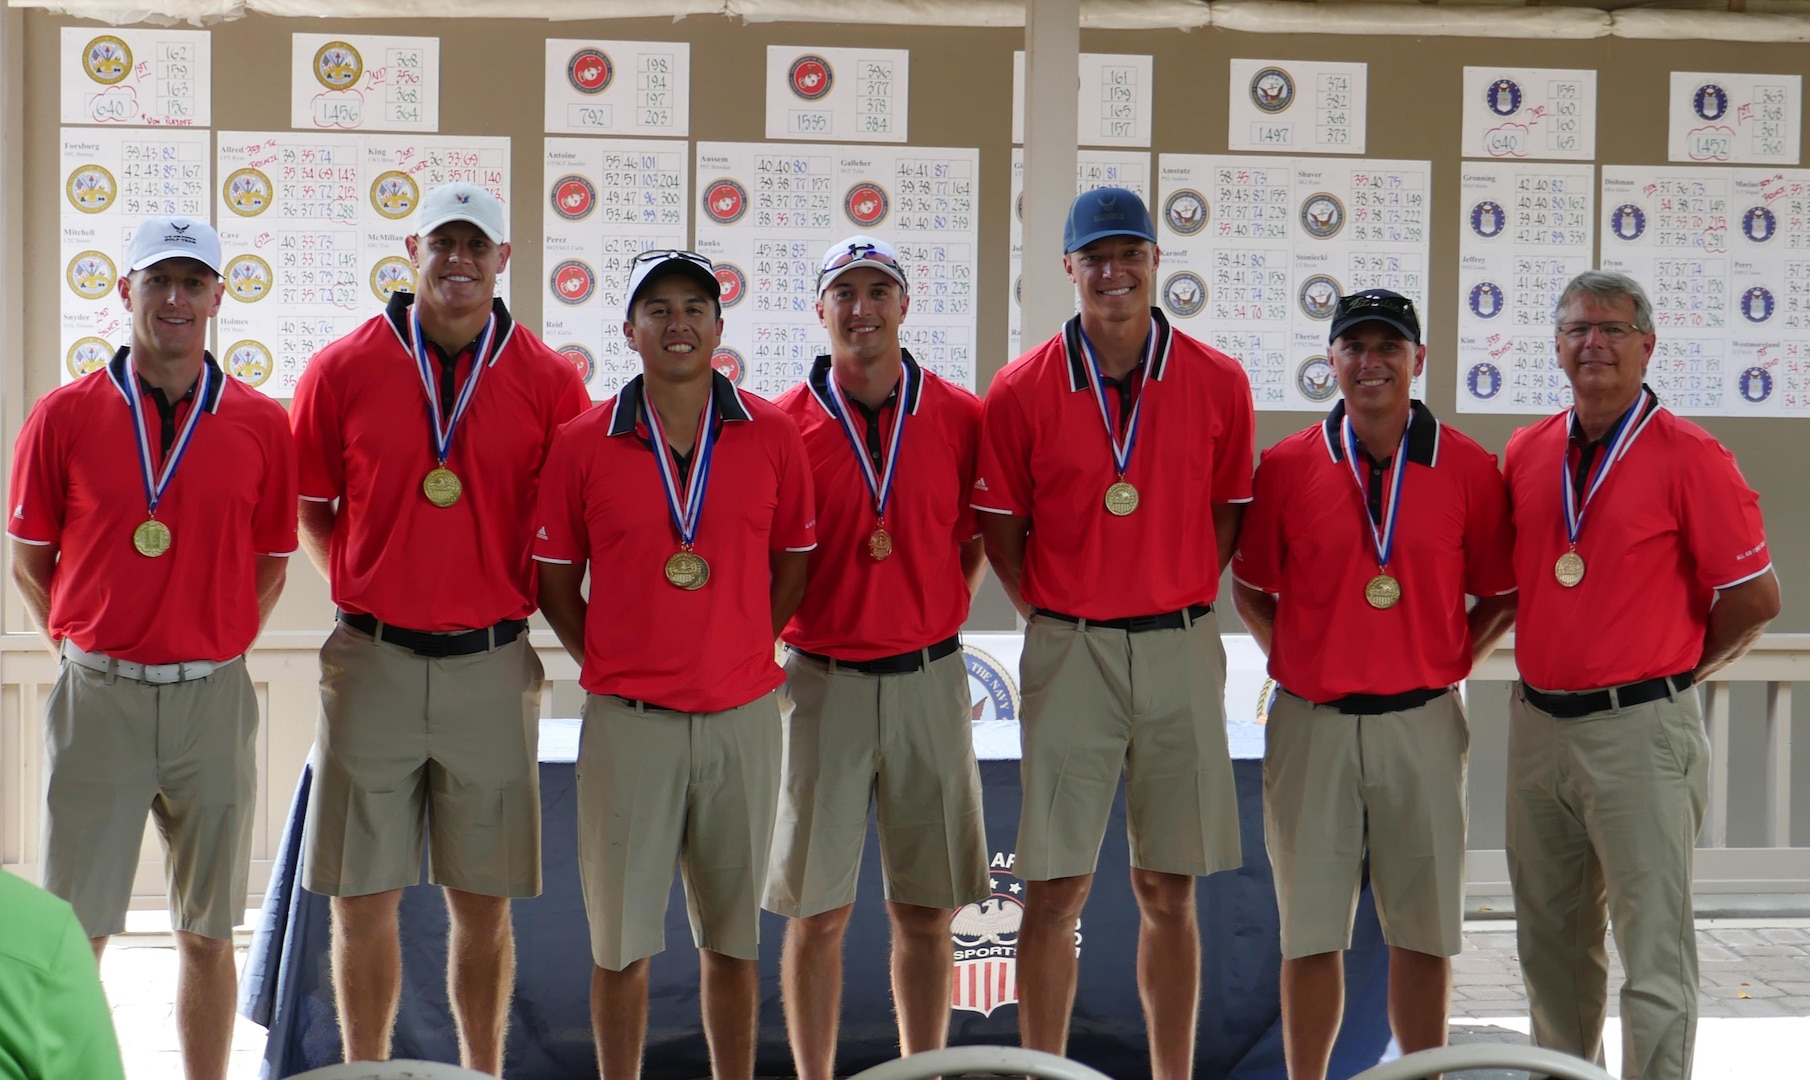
[133,518,172,558]
[422,466,462,507]
[1555,549,1586,588]
[868,526,894,561]
[1364,573,1401,610]
[664,549,709,590]
[1104,480,1140,516]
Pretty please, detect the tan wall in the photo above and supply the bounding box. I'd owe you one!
[6,13,1808,894]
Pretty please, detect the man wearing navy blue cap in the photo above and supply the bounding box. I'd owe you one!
[974,188,1255,1079]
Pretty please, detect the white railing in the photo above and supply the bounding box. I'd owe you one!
[0,630,1804,905]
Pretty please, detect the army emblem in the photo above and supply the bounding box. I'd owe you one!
[314,41,363,91]
[66,337,114,379]
[370,256,415,303]
[66,250,117,301]
[66,165,117,214]
[370,171,421,220]
[83,36,133,85]
[224,340,274,388]
[225,254,273,303]
[223,168,272,217]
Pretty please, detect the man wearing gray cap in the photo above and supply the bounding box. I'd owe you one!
[974,188,1254,1078]
[291,183,588,1073]
[8,215,298,1080]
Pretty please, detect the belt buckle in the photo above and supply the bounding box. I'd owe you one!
[1124,613,1164,633]
[142,662,181,684]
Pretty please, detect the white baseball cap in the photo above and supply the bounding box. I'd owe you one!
[818,235,908,295]
[624,249,719,318]
[416,182,507,244]
[124,216,222,275]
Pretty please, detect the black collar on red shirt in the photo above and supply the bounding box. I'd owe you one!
[382,291,516,367]
[607,370,753,437]
[1061,308,1175,391]
[1567,384,1662,448]
[105,346,226,414]
[805,349,926,417]
[1321,399,1441,468]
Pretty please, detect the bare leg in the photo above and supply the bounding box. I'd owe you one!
[1016,874,1094,1056]
[592,959,650,1080]
[90,935,109,965]
[700,949,761,1080]
[330,890,404,1061]
[174,930,236,1080]
[1130,869,1200,1080]
[445,888,515,1075]
[888,901,955,1057]
[1389,946,1451,1078]
[781,905,854,1080]
[1281,951,1344,1080]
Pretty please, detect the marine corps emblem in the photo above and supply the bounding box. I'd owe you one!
[559,344,597,385]
[567,48,613,95]
[703,179,748,225]
[550,259,596,306]
[788,55,834,101]
[845,182,889,228]
[710,347,746,386]
[551,175,597,221]
[714,263,747,309]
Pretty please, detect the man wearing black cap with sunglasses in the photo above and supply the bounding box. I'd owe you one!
[973,188,1254,1079]
[1232,289,1517,1080]
[535,249,816,1080]
[765,235,989,1080]
[291,183,589,1074]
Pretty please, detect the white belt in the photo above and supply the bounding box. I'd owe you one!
[60,641,237,684]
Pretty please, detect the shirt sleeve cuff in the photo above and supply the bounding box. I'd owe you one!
[1712,562,1774,590]
[6,531,53,546]
[971,502,1020,516]
[299,494,335,504]
[532,554,576,565]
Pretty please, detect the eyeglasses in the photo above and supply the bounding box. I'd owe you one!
[632,249,713,269]
[1557,321,1643,341]
[820,241,903,276]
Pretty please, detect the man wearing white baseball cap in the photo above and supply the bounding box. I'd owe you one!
[9,214,298,1080]
[762,235,989,1079]
[291,182,587,1073]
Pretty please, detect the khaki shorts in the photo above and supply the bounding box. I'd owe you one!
[1263,689,1469,959]
[1015,610,1241,881]
[577,692,783,971]
[42,656,258,941]
[302,622,544,899]
[764,648,988,918]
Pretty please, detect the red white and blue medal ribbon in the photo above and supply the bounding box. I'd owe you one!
[409,306,497,466]
[123,356,212,518]
[1558,388,1651,548]
[1341,414,1410,574]
[643,388,718,549]
[1077,319,1157,481]
[823,363,910,524]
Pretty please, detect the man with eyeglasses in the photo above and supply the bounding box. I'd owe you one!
[1502,269,1779,1080]
[290,183,589,1074]
[534,249,815,1080]
[8,216,296,1080]
[973,188,1254,1079]
[764,235,989,1079]
[1232,290,1517,1080]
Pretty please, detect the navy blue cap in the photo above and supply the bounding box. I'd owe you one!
[1063,187,1157,253]
[1329,289,1422,345]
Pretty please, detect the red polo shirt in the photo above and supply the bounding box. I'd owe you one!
[1505,390,1770,691]
[291,293,590,631]
[1234,402,1517,702]
[972,310,1254,619]
[533,373,817,712]
[776,351,979,660]
[8,349,299,663]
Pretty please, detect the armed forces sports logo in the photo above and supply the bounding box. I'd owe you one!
[845,182,890,228]
[711,347,746,386]
[66,337,113,379]
[1163,189,1209,236]
[225,254,273,303]
[951,856,1026,1018]
[551,175,597,221]
[550,259,597,305]
[788,55,834,101]
[703,178,749,225]
[1485,78,1523,117]
[1299,193,1344,240]
[714,263,747,308]
[1467,362,1503,401]
[370,171,421,220]
[314,41,363,91]
[224,340,273,388]
[65,250,117,301]
[66,164,117,214]
[83,36,132,85]
[1249,67,1295,114]
[559,344,597,386]
[1609,204,1646,242]
[1297,356,1337,403]
[567,47,613,95]
[1161,272,1206,319]
[1298,274,1340,321]
[224,168,272,217]
[370,256,415,303]
[1469,200,1506,239]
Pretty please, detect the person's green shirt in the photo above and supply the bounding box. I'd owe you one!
[0,870,124,1080]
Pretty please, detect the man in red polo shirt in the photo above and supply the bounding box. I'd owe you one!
[973,188,1254,1079]
[9,215,297,1080]
[535,250,814,1080]
[766,235,988,1079]
[1232,290,1517,1080]
[290,183,588,1074]
[1503,270,1778,1080]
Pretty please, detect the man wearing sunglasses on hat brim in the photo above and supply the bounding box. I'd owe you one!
[1232,289,1518,1080]
[764,235,990,1080]
[534,249,816,1080]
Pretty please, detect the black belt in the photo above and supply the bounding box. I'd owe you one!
[338,611,528,658]
[1035,604,1212,633]
[1521,671,1695,719]
[791,634,961,675]
[1308,686,1451,716]
[614,695,679,712]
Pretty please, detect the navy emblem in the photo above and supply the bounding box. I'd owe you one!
[1297,356,1338,402]
[703,178,748,225]
[1467,362,1503,401]
[1470,201,1506,239]
[710,347,746,386]
[1163,189,1209,236]
[1694,83,1729,122]
[1742,206,1777,244]
[1161,272,1206,319]
[1609,204,1646,242]
[1468,281,1505,320]
[550,259,596,305]
[1739,366,1773,403]
[558,344,597,386]
[567,48,613,95]
[1298,274,1341,321]
[713,263,747,309]
[789,55,834,101]
[1250,67,1295,114]
[964,646,1019,725]
[1740,286,1775,324]
[1299,193,1345,240]
[1486,78,1523,117]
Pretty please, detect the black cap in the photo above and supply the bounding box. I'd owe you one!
[1328,289,1421,345]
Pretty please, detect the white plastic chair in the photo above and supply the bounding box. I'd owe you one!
[1349,1044,1617,1080]
[846,1045,1115,1080]
[286,1062,495,1080]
